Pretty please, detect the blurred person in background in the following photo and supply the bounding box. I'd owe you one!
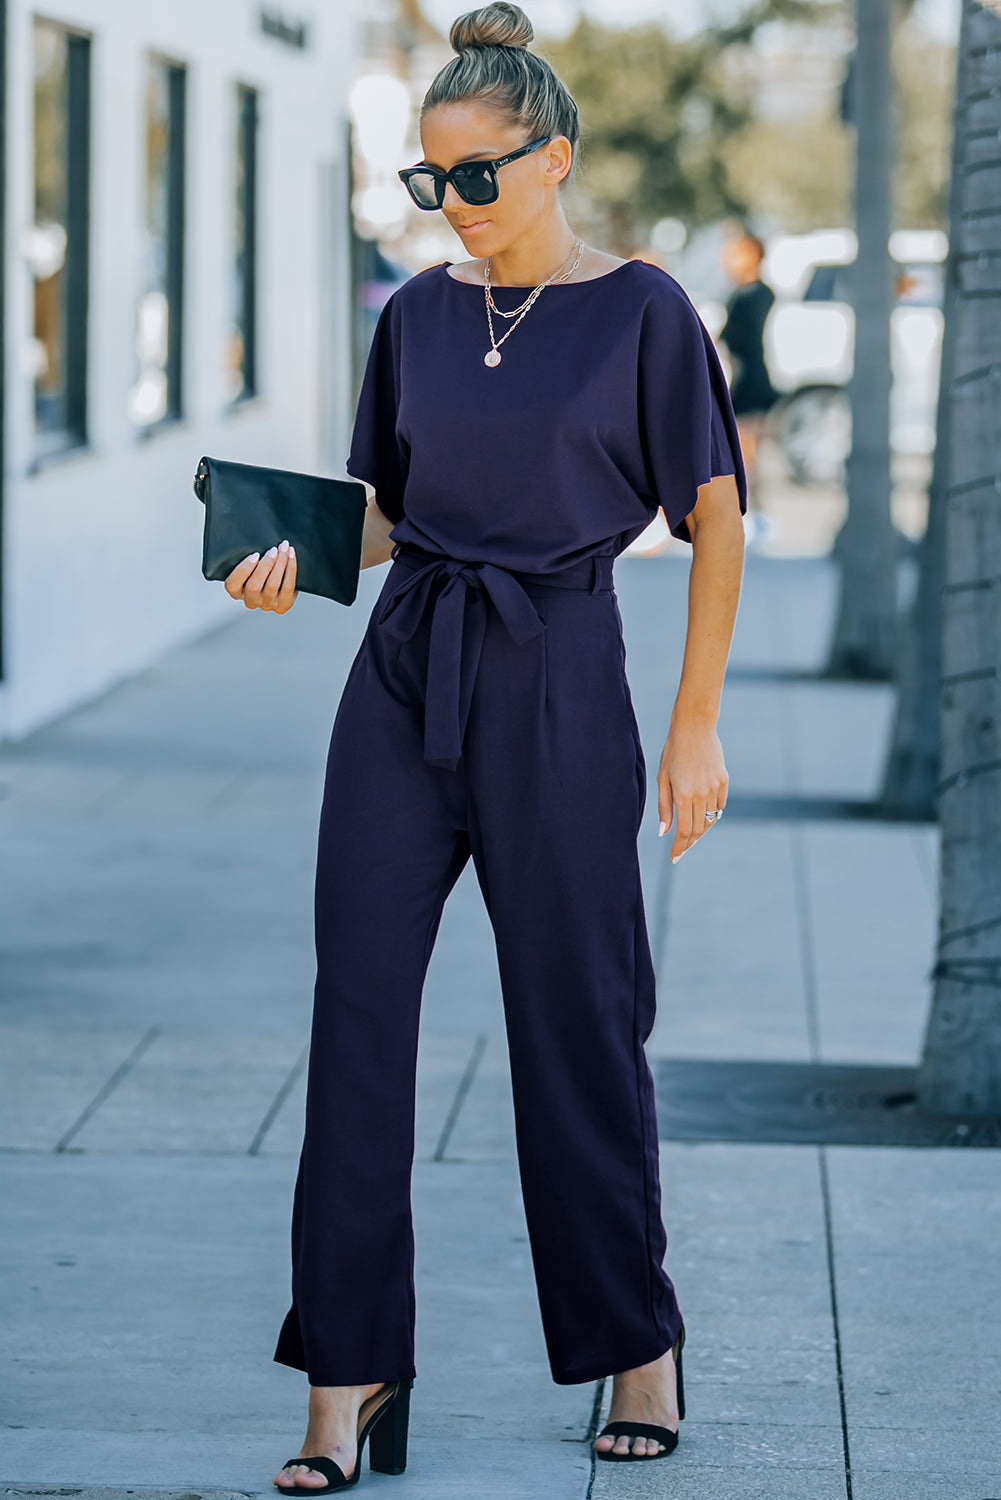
[719,229,778,540]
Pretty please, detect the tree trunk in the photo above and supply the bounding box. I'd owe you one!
[917,0,1001,1115]
[878,24,965,818]
[826,0,899,679]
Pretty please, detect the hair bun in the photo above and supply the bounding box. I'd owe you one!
[450,2,534,53]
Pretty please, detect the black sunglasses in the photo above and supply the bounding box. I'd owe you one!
[398,134,553,211]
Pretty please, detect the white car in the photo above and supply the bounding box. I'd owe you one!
[763,228,946,484]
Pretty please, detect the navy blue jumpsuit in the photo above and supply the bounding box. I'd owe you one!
[273,257,747,1388]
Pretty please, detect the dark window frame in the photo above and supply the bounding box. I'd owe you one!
[232,82,258,403]
[29,18,91,468]
[163,61,186,421]
[133,53,186,436]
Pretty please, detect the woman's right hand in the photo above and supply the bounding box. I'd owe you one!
[225,540,299,613]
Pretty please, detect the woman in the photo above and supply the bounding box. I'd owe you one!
[719,229,778,524]
[225,3,746,1489]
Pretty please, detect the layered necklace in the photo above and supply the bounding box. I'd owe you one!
[481,237,586,367]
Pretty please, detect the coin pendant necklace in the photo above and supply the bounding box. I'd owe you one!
[481,237,586,367]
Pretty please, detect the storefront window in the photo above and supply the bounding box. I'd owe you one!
[227,85,258,402]
[30,19,89,456]
[129,57,185,428]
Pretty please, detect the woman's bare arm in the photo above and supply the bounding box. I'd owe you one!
[360,490,397,570]
[657,473,745,862]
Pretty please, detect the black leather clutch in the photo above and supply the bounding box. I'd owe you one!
[193,455,369,605]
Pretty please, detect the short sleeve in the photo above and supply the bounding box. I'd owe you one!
[345,292,409,524]
[637,283,748,544]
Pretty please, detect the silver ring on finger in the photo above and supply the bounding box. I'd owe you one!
[704,808,723,823]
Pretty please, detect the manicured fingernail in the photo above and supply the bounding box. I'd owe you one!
[658,821,667,837]
[248,552,260,563]
[289,546,296,558]
[265,546,277,558]
[672,852,685,864]
[279,539,289,552]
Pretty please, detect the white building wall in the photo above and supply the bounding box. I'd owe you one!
[1,0,363,739]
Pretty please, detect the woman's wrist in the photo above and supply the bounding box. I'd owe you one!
[669,698,720,732]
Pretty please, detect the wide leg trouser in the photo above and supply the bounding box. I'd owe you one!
[272,545,684,1387]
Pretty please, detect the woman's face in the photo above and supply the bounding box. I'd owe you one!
[418,101,570,254]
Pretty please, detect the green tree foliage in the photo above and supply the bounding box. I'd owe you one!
[538,0,953,245]
[541,1,836,249]
[893,19,955,227]
[722,113,853,232]
[541,18,749,250]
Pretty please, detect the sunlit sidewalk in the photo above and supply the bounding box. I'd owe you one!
[1,516,998,1500]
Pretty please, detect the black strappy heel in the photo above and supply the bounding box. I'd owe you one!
[595,1324,685,1462]
[275,1377,413,1492]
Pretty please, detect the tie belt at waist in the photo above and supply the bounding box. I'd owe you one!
[376,541,615,771]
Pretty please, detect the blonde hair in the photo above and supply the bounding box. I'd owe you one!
[421,3,581,189]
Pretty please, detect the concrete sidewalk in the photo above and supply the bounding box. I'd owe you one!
[1,544,999,1500]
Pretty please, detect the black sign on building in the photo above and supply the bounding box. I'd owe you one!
[260,8,309,50]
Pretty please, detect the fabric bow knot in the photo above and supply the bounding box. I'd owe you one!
[376,556,546,770]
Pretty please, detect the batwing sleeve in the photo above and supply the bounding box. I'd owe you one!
[637,282,748,544]
[345,291,409,524]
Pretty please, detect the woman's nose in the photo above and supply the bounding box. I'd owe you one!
[441,181,466,212]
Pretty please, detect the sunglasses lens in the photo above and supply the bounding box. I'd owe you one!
[405,171,440,209]
[453,164,497,204]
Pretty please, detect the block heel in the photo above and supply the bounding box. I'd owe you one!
[275,1377,413,1492]
[368,1375,411,1475]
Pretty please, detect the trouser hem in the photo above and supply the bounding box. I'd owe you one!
[548,1319,685,1386]
[274,1348,418,1386]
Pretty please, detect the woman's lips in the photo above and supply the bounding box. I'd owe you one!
[458,220,490,231]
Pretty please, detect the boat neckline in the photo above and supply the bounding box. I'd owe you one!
[440,259,639,289]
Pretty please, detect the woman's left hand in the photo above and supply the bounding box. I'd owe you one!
[657,717,728,864]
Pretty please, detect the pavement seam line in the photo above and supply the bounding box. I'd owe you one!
[53,1025,161,1153]
[787,682,853,1498]
[432,1030,488,1161]
[247,1042,309,1155]
[790,820,823,1061]
[818,1144,854,1500]
[774,648,826,1059]
[583,1375,607,1498]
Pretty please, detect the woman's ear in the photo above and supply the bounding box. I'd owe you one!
[545,136,572,184]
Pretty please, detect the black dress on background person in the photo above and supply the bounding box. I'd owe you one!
[719,279,778,418]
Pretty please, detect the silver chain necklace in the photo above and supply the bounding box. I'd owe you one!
[481,238,586,367]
